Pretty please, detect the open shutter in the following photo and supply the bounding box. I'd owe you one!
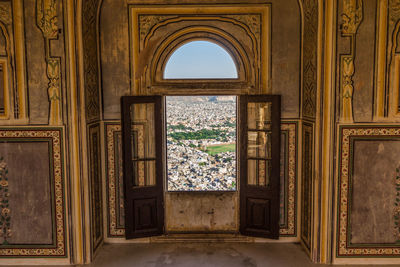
[239,95,281,239]
[121,96,164,239]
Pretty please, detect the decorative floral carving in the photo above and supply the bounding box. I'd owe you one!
[341,0,363,35]
[0,3,11,25]
[36,0,58,39]
[224,15,261,38]
[280,123,297,236]
[390,0,400,24]
[82,0,101,122]
[36,0,62,125]
[302,0,318,119]
[106,124,125,237]
[139,15,173,43]
[341,56,354,123]
[47,58,61,125]
[339,0,363,123]
[0,157,10,245]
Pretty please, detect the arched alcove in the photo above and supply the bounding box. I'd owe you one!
[163,40,238,79]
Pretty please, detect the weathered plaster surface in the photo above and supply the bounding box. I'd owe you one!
[271,0,300,118]
[24,0,49,124]
[350,140,400,244]
[0,142,52,244]
[100,0,130,120]
[352,0,376,122]
[165,192,237,232]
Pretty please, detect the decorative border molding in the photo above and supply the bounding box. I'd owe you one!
[82,0,101,123]
[129,4,271,95]
[301,0,318,119]
[105,123,124,237]
[337,125,400,257]
[339,0,363,123]
[88,123,103,252]
[280,122,298,236]
[36,0,62,125]
[0,128,66,257]
[105,121,298,238]
[301,121,313,250]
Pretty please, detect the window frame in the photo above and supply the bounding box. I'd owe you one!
[165,94,239,193]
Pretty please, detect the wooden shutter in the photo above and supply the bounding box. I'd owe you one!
[239,95,281,239]
[121,96,164,239]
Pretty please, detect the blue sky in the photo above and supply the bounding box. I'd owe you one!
[164,41,238,79]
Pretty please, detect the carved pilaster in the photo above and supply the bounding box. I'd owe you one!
[36,0,62,125]
[339,0,363,123]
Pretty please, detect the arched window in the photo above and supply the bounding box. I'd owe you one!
[163,41,238,79]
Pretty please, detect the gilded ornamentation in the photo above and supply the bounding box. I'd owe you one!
[341,0,363,35]
[0,129,65,256]
[390,0,400,24]
[0,157,10,245]
[0,3,11,25]
[47,58,62,125]
[139,15,173,44]
[341,56,354,123]
[224,15,261,39]
[338,126,400,256]
[82,0,101,122]
[36,0,58,39]
[36,0,62,125]
[339,0,363,123]
[302,0,318,119]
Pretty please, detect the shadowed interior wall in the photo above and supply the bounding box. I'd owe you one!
[350,140,400,244]
[333,0,400,261]
[0,0,69,262]
[82,0,104,256]
[24,0,48,123]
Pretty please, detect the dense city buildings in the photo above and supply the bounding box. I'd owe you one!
[166,96,237,191]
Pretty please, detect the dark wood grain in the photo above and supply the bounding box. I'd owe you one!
[121,96,164,239]
[239,95,281,239]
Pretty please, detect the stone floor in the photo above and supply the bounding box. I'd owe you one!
[84,243,381,267]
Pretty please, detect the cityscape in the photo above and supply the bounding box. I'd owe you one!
[166,96,237,191]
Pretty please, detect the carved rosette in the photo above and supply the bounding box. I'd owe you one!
[339,0,363,123]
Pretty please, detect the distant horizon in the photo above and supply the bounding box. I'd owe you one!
[164,41,238,79]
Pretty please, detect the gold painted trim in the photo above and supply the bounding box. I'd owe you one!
[0,128,66,257]
[65,0,84,264]
[12,0,28,122]
[336,126,400,258]
[390,55,400,118]
[374,0,388,120]
[319,0,336,263]
[129,4,271,94]
[76,0,93,263]
[0,58,10,120]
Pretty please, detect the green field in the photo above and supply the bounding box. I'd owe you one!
[205,143,236,156]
